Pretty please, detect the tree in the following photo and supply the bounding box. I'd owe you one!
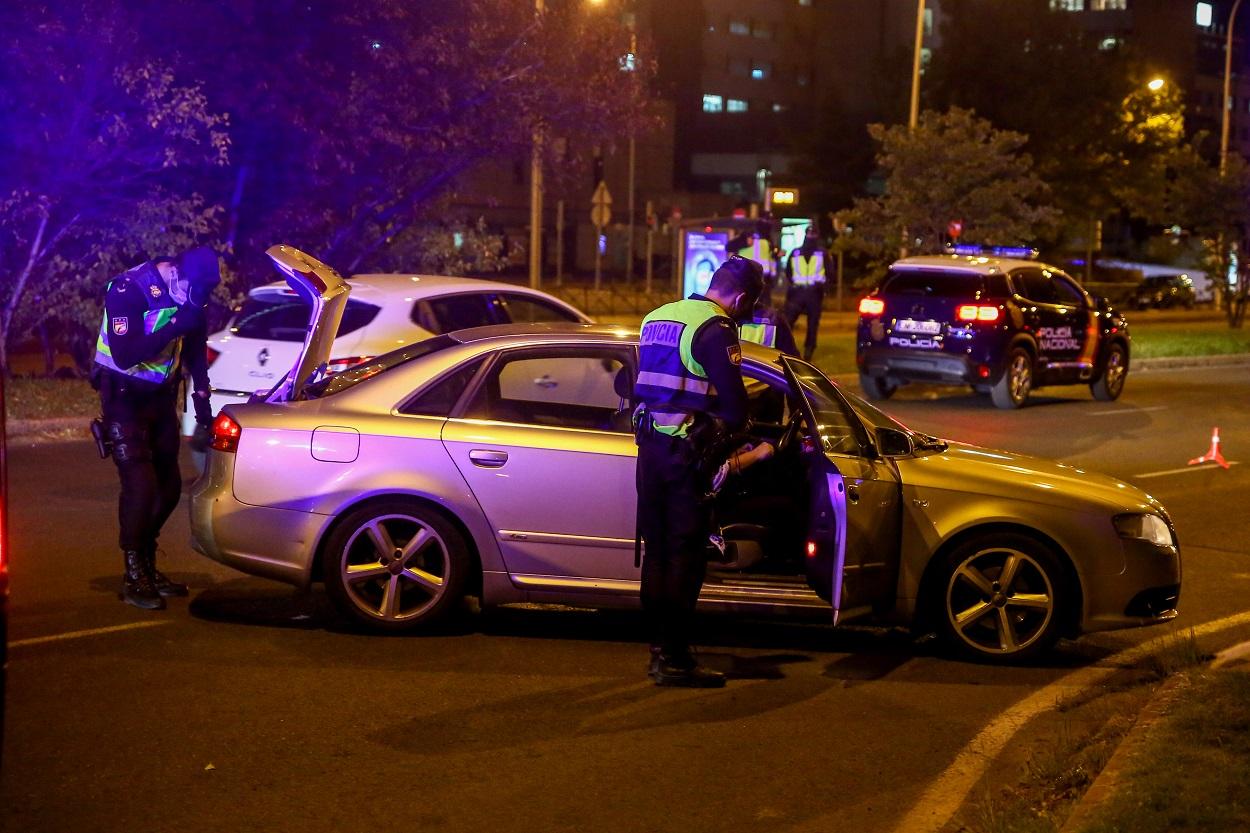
[838,108,1058,276]
[0,0,230,373]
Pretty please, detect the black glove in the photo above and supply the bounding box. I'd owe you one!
[192,389,213,426]
[167,303,207,337]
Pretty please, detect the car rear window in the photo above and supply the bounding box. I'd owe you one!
[233,294,380,342]
[304,334,459,398]
[411,294,497,334]
[882,269,987,298]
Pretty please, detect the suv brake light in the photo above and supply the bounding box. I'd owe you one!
[326,356,374,374]
[210,412,242,453]
[859,298,885,316]
[956,305,1001,322]
[206,346,221,367]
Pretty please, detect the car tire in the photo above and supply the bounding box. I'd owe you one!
[1091,342,1127,402]
[322,500,470,632]
[990,348,1032,409]
[932,532,1069,663]
[859,372,897,401]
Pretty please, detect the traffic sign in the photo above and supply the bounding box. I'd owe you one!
[590,181,613,229]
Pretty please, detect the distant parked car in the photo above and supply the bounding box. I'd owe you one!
[1133,274,1197,310]
[183,273,591,435]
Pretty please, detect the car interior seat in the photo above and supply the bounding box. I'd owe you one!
[608,364,637,433]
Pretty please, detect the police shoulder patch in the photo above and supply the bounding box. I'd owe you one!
[149,284,162,297]
[112,317,129,336]
[727,344,742,365]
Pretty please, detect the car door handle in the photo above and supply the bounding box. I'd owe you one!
[847,484,860,504]
[534,375,558,389]
[468,449,509,468]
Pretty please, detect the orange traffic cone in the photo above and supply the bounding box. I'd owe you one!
[1188,426,1229,469]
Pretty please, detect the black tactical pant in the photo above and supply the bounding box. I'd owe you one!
[636,431,712,658]
[785,284,825,360]
[100,374,183,553]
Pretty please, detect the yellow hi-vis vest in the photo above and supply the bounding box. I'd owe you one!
[792,251,826,286]
[738,238,775,277]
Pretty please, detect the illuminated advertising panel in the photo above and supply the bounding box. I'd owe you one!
[778,218,812,260]
[683,230,728,297]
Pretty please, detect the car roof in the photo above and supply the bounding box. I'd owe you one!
[249,273,564,303]
[890,254,1060,275]
[444,321,784,361]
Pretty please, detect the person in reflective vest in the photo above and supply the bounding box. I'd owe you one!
[91,246,220,610]
[784,227,829,361]
[634,255,770,687]
[738,300,799,358]
[737,227,776,282]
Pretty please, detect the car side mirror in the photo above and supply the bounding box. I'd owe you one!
[876,427,913,456]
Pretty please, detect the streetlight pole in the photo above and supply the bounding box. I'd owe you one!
[908,0,926,131]
[528,0,545,290]
[625,28,638,284]
[1221,0,1244,176]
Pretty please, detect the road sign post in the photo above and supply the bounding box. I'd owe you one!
[590,181,612,291]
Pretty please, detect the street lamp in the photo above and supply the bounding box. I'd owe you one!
[1220,0,1244,176]
[1148,77,1166,92]
[908,0,926,131]
[529,0,546,290]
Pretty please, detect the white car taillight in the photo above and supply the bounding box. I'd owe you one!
[326,356,374,374]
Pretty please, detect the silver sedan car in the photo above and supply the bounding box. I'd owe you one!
[190,246,1182,663]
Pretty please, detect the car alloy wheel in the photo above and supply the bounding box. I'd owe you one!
[936,534,1065,662]
[1091,343,1127,402]
[323,501,469,630]
[991,348,1032,409]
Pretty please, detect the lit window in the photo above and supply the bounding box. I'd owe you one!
[702,94,724,112]
[751,61,771,80]
[729,19,749,35]
[1196,2,1214,27]
[619,52,636,72]
[920,47,932,72]
[772,102,788,113]
[924,9,934,37]
[1090,0,1126,9]
[1099,36,1122,50]
[727,98,748,112]
[753,21,773,39]
[1050,0,1083,9]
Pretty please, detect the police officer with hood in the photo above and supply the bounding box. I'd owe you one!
[634,255,772,688]
[92,246,219,610]
[784,227,829,361]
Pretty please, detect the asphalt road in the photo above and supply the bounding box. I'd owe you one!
[3,364,1249,833]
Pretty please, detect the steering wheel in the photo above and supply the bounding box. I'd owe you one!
[775,408,805,454]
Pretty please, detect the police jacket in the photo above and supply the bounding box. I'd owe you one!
[93,261,210,394]
[739,305,800,357]
[635,295,748,438]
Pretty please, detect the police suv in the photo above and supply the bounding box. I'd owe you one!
[856,247,1130,409]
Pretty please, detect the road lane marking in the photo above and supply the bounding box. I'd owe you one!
[9,620,171,648]
[1088,405,1168,416]
[1135,461,1240,479]
[887,610,1250,833]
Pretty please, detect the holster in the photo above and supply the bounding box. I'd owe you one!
[90,417,112,459]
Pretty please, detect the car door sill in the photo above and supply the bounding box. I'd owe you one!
[509,573,829,608]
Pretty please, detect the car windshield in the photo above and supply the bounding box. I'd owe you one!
[882,269,985,297]
[304,335,458,398]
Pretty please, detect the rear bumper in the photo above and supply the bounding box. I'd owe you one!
[189,451,328,589]
[859,346,995,386]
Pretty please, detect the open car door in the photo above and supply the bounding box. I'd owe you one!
[260,245,350,404]
[781,357,902,624]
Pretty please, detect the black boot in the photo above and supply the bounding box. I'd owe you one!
[653,651,726,689]
[120,550,165,610]
[143,545,188,597]
[647,645,663,679]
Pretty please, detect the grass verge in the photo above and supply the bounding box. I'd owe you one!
[1129,320,1250,359]
[6,377,97,421]
[1072,669,1250,833]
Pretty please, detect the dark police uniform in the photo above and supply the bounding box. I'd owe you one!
[92,253,216,609]
[634,294,749,687]
[785,242,828,361]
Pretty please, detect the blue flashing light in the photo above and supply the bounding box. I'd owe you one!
[946,244,1038,260]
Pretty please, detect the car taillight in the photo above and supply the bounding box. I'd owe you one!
[326,356,374,374]
[956,305,1001,322]
[211,412,242,453]
[859,298,885,316]
[206,346,221,367]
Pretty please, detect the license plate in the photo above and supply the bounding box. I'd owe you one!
[895,318,941,335]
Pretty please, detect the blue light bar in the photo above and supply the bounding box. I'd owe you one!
[947,244,1039,259]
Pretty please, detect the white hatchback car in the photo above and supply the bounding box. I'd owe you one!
[183,273,591,434]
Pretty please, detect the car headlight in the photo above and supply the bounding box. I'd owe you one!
[1114,513,1175,548]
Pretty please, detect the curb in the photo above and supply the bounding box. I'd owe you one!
[1133,353,1250,371]
[1058,673,1191,833]
[7,416,89,438]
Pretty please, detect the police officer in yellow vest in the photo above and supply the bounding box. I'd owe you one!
[737,223,777,303]
[634,255,769,687]
[784,228,829,361]
[92,247,219,610]
[739,299,799,358]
